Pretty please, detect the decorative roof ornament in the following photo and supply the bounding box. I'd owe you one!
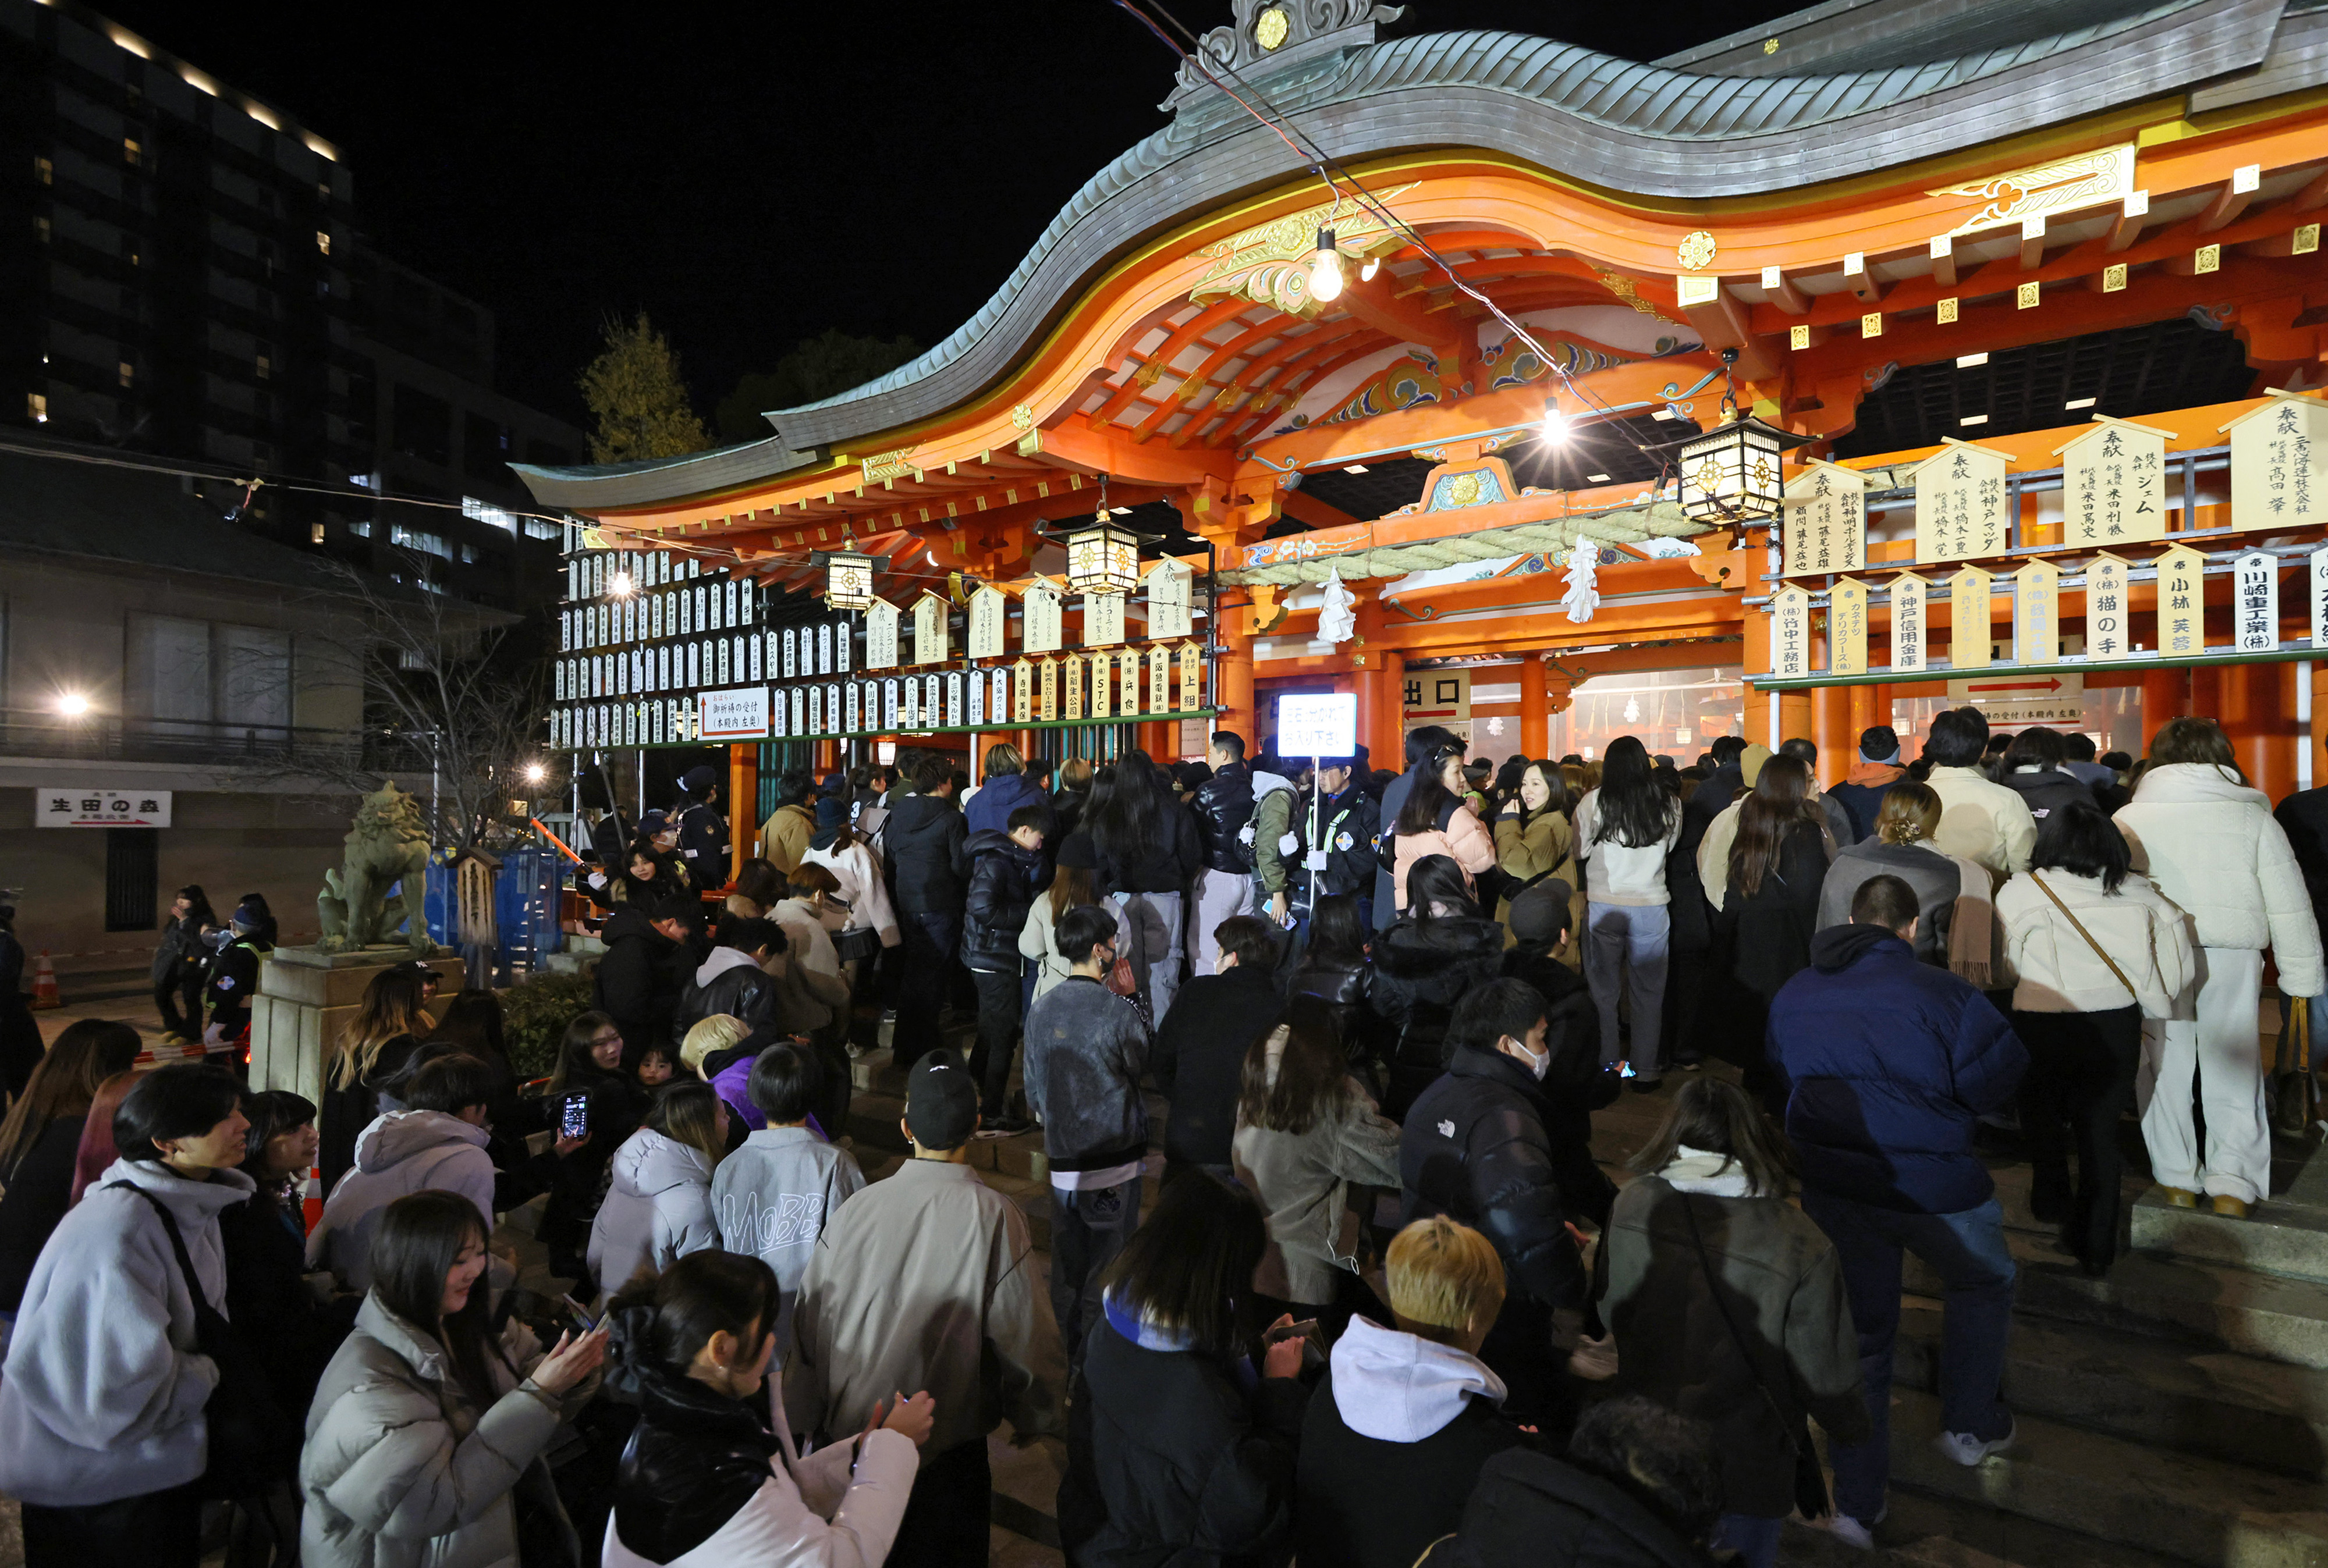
[1562,538,1600,624]
[1165,0,1407,111]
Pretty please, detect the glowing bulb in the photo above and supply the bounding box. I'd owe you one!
[1360,255,1381,282]
[1309,229,1344,303]
[609,570,634,596]
[523,763,546,784]
[56,693,89,717]
[1542,407,1568,443]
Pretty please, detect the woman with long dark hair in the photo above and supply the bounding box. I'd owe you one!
[602,1249,930,1566]
[153,885,217,1045]
[1599,1077,1866,1568]
[537,1009,648,1289]
[0,1019,143,1324]
[1997,798,2194,1271]
[1368,856,1507,1118]
[1390,739,1499,913]
[0,1064,252,1567]
[300,1190,606,1568]
[1059,1171,1310,1567]
[1713,753,1833,1100]
[1286,893,1372,1058]
[1021,831,1104,1003]
[1493,760,1577,954]
[1086,749,1199,1020]
[318,965,430,1190]
[1572,736,1683,1079]
[1231,997,1400,1340]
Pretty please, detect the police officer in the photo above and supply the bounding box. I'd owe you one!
[1313,756,1382,931]
[673,764,730,894]
[203,896,275,1064]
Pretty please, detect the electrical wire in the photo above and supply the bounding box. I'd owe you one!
[1110,0,1687,470]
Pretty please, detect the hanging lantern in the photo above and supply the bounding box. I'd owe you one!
[1677,416,1787,525]
[812,547,883,610]
[1066,516,1141,595]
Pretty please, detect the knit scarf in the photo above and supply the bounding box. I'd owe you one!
[1846,759,1905,789]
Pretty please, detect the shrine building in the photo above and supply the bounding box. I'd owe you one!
[515,0,2328,870]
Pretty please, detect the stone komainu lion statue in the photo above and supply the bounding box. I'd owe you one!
[317,783,433,954]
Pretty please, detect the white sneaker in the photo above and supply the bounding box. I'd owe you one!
[1933,1416,2017,1466]
[1825,1515,1877,1551]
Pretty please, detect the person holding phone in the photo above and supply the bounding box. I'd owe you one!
[1059,1171,1310,1568]
[536,1013,647,1290]
[300,1192,607,1568]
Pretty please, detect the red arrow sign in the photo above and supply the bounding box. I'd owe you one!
[1965,677,2063,695]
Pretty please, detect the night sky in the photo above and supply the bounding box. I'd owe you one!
[93,0,1807,431]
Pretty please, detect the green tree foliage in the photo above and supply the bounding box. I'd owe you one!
[715,329,923,443]
[579,312,712,464]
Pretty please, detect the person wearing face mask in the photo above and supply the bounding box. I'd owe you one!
[601,1249,931,1567]
[1398,979,1594,1430]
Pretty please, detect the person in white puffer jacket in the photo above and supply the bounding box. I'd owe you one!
[588,1082,726,1303]
[1997,798,2196,1271]
[2112,720,2325,1217]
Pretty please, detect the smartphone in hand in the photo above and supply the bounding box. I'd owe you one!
[558,1093,590,1139]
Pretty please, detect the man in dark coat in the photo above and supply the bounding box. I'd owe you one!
[1399,977,1591,1425]
[884,756,970,1069]
[1189,730,1258,973]
[1769,872,2027,1544]
[673,764,730,894]
[960,805,1048,1130]
[1827,724,1908,842]
[595,895,701,1065]
[1372,726,1461,931]
[201,898,274,1056]
[1152,914,1284,1181]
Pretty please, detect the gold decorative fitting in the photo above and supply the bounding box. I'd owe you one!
[2195,244,2221,274]
[1860,312,1883,338]
[2296,225,2320,255]
[1255,5,1290,50]
[1592,268,1682,324]
[2017,281,2042,309]
[2102,263,2128,291]
[1937,297,1960,323]
[1009,403,1035,432]
[861,447,917,484]
[1790,323,1811,350]
[1762,37,1779,53]
[1676,230,1717,272]
[1931,143,2135,239]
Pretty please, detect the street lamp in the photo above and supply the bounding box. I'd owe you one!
[522,762,546,785]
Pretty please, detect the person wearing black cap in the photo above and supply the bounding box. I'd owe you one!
[788,1051,1067,1568]
[202,895,276,1060]
[673,764,730,895]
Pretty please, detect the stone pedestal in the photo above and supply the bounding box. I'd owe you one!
[249,945,459,1104]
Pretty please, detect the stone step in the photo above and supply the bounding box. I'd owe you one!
[1907,1226,2328,1370]
[1780,1484,2193,1568]
[1879,1386,2328,1568]
[2130,1191,2328,1287]
[1896,1304,2328,1478]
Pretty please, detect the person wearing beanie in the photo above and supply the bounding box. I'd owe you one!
[788,1050,1067,1567]
[202,896,276,1053]
[1296,1218,1529,1568]
[1830,725,1907,842]
[674,765,731,895]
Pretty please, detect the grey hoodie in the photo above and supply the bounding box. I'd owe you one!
[711,1125,865,1348]
[0,1157,255,1506]
[308,1110,495,1290]
[587,1128,719,1302]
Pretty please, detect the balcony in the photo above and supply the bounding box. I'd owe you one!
[0,708,428,772]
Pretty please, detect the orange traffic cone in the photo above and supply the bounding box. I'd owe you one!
[30,950,59,1009]
[303,1165,324,1232]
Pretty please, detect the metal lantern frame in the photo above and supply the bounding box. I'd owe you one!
[1064,519,1143,595]
[1676,415,1792,525]
[811,547,887,610]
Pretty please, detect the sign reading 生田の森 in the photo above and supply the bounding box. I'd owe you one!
[39,788,172,827]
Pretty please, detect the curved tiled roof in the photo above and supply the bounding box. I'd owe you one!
[516,0,2305,510]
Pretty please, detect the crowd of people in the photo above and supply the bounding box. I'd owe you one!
[0,705,2320,1568]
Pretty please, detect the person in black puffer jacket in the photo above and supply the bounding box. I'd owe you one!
[602,1251,929,1568]
[596,897,702,1066]
[1286,893,1373,1072]
[1417,1396,1725,1568]
[1189,732,1259,977]
[1059,1171,1310,1568]
[1367,856,1507,1119]
[1995,726,2100,838]
[675,918,787,1041]
[1400,977,1593,1430]
[884,758,970,1069]
[962,810,1048,1128]
[1085,751,1202,1022]
[1499,881,1618,1228]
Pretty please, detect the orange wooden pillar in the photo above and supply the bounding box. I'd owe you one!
[1743,610,1773,747]
[1811,684,1852,787]
[2223,662,2298,802]
[1215,613,1257,748]
[2311,663,2328,791]
[1518,655,1549,758]
[2141,667,2185,751]
[726,742,757,887]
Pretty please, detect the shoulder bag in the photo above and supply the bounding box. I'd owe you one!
[2029,873,2144,1010]
[107,1183,301,1496]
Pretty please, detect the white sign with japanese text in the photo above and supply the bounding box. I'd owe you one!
[698,687,769,742]
[38,788,172,828]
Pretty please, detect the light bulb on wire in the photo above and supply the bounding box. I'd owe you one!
[1309,228,1344,303]
[1542,407,1568,443]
